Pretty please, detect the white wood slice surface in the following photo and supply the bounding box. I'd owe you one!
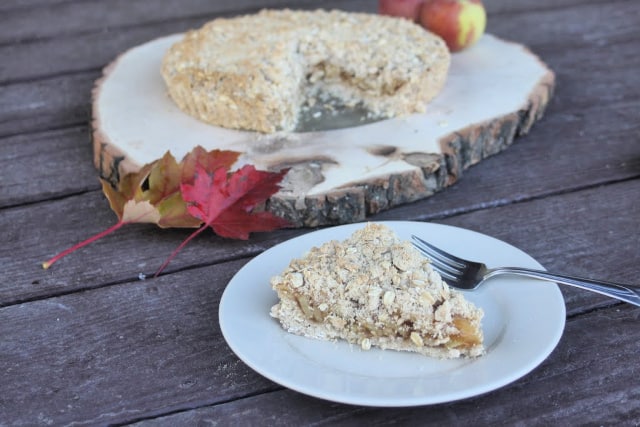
[93,33,554,227]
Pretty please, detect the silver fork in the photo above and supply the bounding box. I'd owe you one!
[411,235,640,307]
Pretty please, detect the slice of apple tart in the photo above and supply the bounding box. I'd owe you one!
[270,223,484,359]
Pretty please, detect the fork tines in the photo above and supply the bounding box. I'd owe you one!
[411,235,464,280]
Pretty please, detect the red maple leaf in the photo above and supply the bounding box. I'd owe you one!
[182,164,290,238]
[154,163,290,276]
[43,146,290,274]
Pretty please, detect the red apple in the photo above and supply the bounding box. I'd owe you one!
[378,0,424,22]
[419,0,487,52]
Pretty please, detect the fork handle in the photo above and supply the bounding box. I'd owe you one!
[485,267,640,307]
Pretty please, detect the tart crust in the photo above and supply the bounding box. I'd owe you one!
[161,9,450,133]
[270,223,484,358]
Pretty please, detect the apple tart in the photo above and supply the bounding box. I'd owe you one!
[270,223,484,358]
[161,9,450,133]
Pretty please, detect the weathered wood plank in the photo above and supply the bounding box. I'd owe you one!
[427,180,640,316]
[2,91,637,218]
[0,0,374,46]
[1,102,635,307]
[487,0,618,15]
[487,0,640,50]
[373,99,640,226]
[0,73,94,138]
[0,1,638,425]
[0,0,626,44]
[0,127,99,208]
[2,0,637,85]
[1,253,638,426]
[0,44,637,209]
[2,175,638,313]
[0,0,70,13]
[0,189,305,307]
[0,24,194,86]
[0,0,637,139]
[1,30,636,138]
[0,258,279,426]
[1,41,637,206]
[132,304,640,426]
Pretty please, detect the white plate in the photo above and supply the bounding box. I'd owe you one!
[219,221,566,407]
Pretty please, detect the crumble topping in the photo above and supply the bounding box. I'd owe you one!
[270,223,484,358]
[161,9,450,133]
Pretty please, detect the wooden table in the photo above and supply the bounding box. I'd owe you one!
[2,0,639,424]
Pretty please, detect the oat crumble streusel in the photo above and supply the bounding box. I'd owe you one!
[161,9,450,133]
[270,223,484,359]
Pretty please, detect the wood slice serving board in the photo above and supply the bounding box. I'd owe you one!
[93,33,554,228]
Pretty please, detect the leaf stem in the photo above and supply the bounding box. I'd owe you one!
[153,224,208,277]
[42,221,126,269]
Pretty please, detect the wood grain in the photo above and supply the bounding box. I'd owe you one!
[1,0,637,85]
[1,0,639,424]
[1,33,637,139]
[0,1,637,140]
[372,99,640,223]
[132,304,640,426]
[92,33,555,228]
[0,0,375,45]
[0,73,95,138]
[2,214,638,424]
[0,259,279,426]
[0,189,304,306]
[0,127,99,208]
[3,175,637,312]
